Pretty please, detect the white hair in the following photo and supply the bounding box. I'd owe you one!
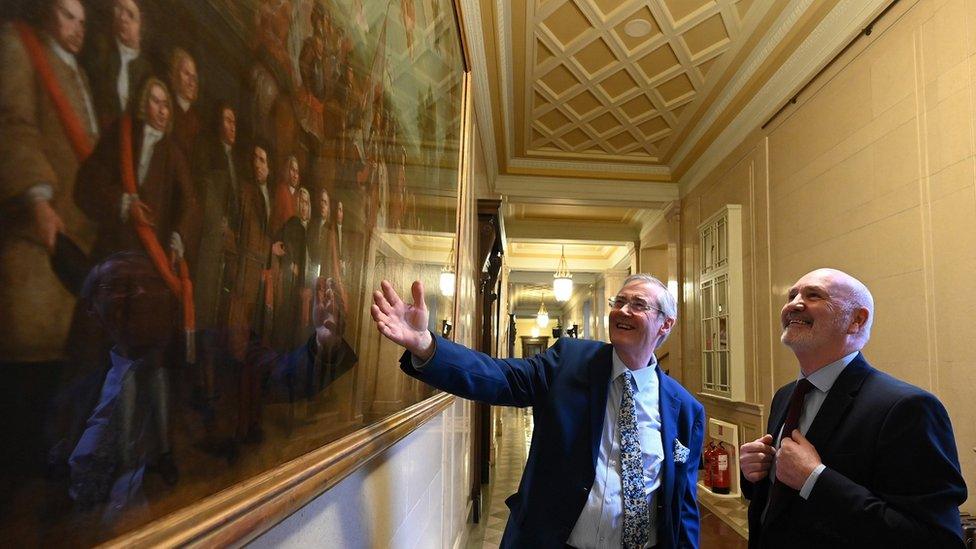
[618,273,677,321]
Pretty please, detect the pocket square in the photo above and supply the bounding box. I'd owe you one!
[673,439,690,464]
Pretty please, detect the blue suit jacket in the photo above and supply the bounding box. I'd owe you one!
[400,336,705,548]
[743,353,967,548]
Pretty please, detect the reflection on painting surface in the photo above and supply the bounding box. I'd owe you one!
[0,0,462,544]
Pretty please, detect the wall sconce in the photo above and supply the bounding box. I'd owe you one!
[440,319,453,338]
[552,245,573,302]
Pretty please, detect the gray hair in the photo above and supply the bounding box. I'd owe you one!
[618,273,677,321]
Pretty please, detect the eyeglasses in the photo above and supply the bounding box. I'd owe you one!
[608,297,660,314]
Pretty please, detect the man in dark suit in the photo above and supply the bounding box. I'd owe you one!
[371,274,705,548]
[81,0,151,129]
[739,268,967,548]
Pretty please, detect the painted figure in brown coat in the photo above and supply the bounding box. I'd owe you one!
[75,78,197,266]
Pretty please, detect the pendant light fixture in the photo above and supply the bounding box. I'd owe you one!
[553,245,573,302]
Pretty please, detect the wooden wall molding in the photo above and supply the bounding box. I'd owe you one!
[101,393,456,548]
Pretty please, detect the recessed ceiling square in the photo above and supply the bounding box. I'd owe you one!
[620,94,656,119]
[697,56,719,80]
[661,0,714,24]
[540,63,579,95]
[598,69,639,100]
[543,1,591,47]
[531,129,547,146]
[637,116,670,138]
[607,130,638,151]
[538,107,572,132]
[593,0,626,17]
[566,90,602,116]
[671,102,690,120]
[682,12,730,57]
[635,43,680,81]
[560,128,590,148]
[533,91,549,110]
[574,38,615,76]
[588,112,621,135]
[612,6,661,51]
[657,72,695,104]
[536,39,556,65]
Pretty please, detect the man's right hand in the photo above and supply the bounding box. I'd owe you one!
[740,434,776,483]
[32,200,64,253]
[370,280,433,361]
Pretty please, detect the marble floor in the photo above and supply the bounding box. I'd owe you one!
[465,407,748,549]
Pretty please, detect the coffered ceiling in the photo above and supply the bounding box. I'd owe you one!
[464,0,891,190]
[457,0,890,294]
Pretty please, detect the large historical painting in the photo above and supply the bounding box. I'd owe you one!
[0,0,464,544]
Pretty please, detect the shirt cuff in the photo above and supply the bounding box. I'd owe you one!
[799,463,826,499]
[24,183,54,203]
[410,334,437,369]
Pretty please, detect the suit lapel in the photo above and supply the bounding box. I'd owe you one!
[768,381,793,438]
[108,47,122,112]
[588,344,613,469]
[803,353,871,450]
[658,367,679,520]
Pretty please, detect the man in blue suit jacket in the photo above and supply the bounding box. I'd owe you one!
[739,268,967,548]
[371,274,704,548]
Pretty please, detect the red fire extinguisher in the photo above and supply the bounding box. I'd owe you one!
[711,442,731,494]
[703,441,715,487]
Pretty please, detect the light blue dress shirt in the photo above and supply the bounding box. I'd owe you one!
[566,350,664,549]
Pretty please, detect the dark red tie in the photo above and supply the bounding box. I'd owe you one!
[781,378,814,441]
[764,378,814,519]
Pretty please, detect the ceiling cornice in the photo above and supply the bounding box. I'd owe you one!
[506,218,639,243]
[460,0,499,181]
[678,0,891,196]
[494,173,678,205]
[668,0,815,169]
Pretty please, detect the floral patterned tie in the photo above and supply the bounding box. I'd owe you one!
[620,370,648,549]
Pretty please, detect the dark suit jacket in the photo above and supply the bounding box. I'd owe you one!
[81,35,151,128]
[400,336,705,549]
[743,354,967,548]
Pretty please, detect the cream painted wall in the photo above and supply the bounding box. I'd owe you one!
[682,0,976,511]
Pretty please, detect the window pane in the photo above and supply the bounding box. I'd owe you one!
[717,219,727,265]
[719,352,729,389]
[716,275,727,315]
[718,316,728,350]
[702,281,713,319]
[703,352,713,388]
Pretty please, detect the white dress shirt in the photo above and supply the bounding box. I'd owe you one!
[566,350,664,549]
[116,40,139,109]
[137,125,163,186]
[258,182,270,226]
[223,143,238,190]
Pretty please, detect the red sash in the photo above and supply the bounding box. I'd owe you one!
[14,22,93,161]
[120,115,196,354]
